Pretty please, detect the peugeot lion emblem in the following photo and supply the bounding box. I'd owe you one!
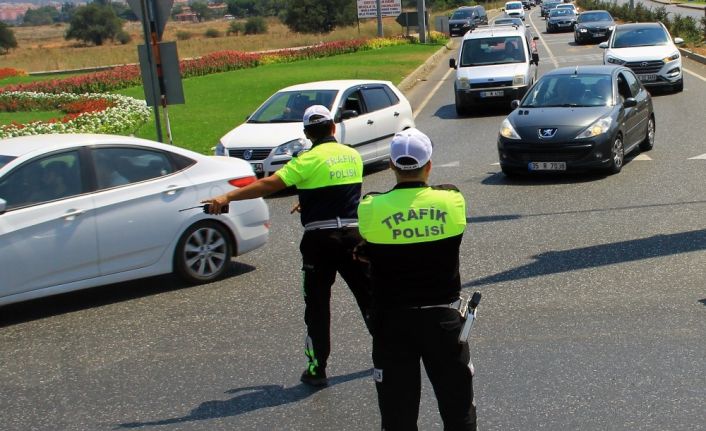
[538,128,557,139]
[243,149,253,160]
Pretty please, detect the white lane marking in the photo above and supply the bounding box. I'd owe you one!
[688,153,706,159]
[528,9,559,68]
[437,161,460,167]
[684,67,706,82]
[632,154,652,161]
[414,67,454,119]
[555,54,604,64]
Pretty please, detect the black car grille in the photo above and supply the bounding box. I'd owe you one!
[587,27,609,34]
[228,148,272,160]
[625,60,663,74]
[470,80,513,89]
[551,20,573,25]
[504,143,594,162]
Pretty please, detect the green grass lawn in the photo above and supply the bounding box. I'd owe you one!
[117,43,443,154]
[0,110,65,126]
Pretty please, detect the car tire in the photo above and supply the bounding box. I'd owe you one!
[639,116,655,152]
[174,220,233,284]
[501,165,524,178]
[673,78,684,93]
[455,94,469,117]
[607,134,624,174]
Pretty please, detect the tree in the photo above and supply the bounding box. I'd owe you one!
[58,2,77,23]
[280,0,355,34]
[189,1,213,21]
[22,6,59,26]
[244,16,267,34]
[0,22,18,55]
[65,4,123,46]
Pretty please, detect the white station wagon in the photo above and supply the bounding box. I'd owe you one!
[216,80,416,177]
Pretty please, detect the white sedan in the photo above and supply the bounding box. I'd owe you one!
[0,134,270,307]
[216,80,416,177]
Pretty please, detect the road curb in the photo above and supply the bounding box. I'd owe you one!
[680,47,706,65]
[397,39,458,93]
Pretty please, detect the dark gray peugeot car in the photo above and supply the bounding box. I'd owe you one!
[497,65,655,176]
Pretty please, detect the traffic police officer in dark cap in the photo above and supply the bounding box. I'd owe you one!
[203,105,373,387]
[356,128,477,430]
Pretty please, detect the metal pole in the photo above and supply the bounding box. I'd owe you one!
[376,0,383,37]
[417,0,426,43]
[138,0,163,142]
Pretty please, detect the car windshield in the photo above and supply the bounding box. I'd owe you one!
[0,155,16,170]
[461,36,526,66]
[522,74,613,108]
[506,3,522,9]
[247,90,337,123]
[613,27,670,48]
[578,12,612,23]
[451,10,474,19]
[550,9,573,17]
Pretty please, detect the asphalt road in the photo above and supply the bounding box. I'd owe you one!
[2,8,706,431]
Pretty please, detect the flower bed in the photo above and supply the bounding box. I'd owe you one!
[0,68,27,80]
[0,92,151,139]
[0,37,443,95]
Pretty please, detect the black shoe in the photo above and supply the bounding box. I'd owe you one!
[300,369,328,387]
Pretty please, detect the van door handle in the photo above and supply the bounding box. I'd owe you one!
[164,185,184,196]
[394,112,400,117]
[367,120,374,125]
[63,209,85,221]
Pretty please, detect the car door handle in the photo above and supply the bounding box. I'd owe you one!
[367,120,374,125]
[164,185,184,196]
[62,209,85,221]
[394,112,400,117]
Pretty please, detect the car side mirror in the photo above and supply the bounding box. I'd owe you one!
[526,24,530,28]
[510,100,521,110]
[0,198,6,215]
[531,52,539,64]
[501,8,505,11]
[449,58,457,69]
[533,36,539,40]
[623,97,637,108]
[674,37,684,45]
[341,109,359,120]
[598,41,608,49]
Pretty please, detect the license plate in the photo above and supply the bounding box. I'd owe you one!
[480,90,504,98]
[558,23,570,26]
[528,161,566,171]
[250,162,263,173]
[638,74,657,82]
[594,32,605,37]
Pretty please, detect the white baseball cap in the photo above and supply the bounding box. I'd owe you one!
[303,105,333,126]
[390,128,433,170]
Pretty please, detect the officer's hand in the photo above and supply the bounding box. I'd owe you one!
[290,202,301,214]
[201,195,229,215]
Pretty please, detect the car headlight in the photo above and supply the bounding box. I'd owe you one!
[576,117,612,139]
[513,74,525,86]
[663,52,680,63]
[579,28,588,33]
[215,142,226,156]
[499,118,521,140]
[606,56,625,65]
[457,78,470,90]
[273,138,306,156]
[608,25,615,31]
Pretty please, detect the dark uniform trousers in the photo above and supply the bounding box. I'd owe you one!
[373,307,477,431]
[299,227,372,373]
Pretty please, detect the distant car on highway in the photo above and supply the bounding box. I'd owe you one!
[546,8,577,33]
[541,0,563,17]
[497,65,655,176]
[600,22,684,92]
[493,17,535,42]
[449,6,489,37]
[217,80,415,177]
[574,10,615,44]
[504,1,526,20]
[0,134,270,306]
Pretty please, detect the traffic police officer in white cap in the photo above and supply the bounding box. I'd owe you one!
[356,128,477,430]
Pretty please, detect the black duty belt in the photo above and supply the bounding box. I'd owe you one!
[304,217,358,231]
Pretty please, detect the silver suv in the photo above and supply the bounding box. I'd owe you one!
[449,24,539,115]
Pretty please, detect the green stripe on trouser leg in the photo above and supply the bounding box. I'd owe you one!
[305,336,319,375]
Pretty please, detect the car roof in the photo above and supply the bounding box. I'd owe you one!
[0,134,191,159]
[277,80,393,92]
[462,25,525,39]
[543,65,621,76]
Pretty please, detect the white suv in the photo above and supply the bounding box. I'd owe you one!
[449,24,539,115]
[600,22,684,92]
[504,1,525,21]
[216,80,415,176]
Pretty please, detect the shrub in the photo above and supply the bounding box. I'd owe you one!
[244,16,267,35]
[204,28,221,38]
[176,30,192,40]
[227,21,245,36]
[116,30,132,45]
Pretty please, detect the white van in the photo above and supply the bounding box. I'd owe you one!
[449,25,539,115]
[504,1,526,21]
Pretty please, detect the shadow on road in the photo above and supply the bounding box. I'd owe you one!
[116,368,372,428]
[0,262,256,327]
[699,299,706,307]
[463,228,706,287]
[433,103,512,120]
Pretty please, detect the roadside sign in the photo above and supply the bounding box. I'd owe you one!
[138,42,185,106]
[395,11,418,27]
[127,0,173,39]
[357,0,401,19]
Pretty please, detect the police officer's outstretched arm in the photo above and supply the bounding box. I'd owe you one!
[202,174,287,215]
